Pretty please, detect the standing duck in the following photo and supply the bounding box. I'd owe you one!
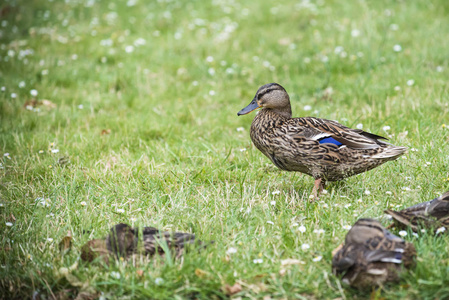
[237,83,407,199]
[385,191,449,232]
[332,219,416,288]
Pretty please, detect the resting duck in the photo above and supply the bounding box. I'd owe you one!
[332,219,416,288]
[81,223,207,263]
[237,83,407,199]
[385,191,449,232]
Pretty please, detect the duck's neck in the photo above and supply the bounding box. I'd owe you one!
[261,107,292,119]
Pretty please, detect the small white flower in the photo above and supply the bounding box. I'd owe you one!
[301,243,310,250]
[321,189,328,195]
[30,89,38,97]
[402,187,411,191]
[320,56,329,63]
[303,57,311,64]
[322,203,329,208]
[46,238,53,242]
[410,148,418,152]
[374,201,379,205]
[389,24,399,31]
[356,123,363,129]
[1,86,5,92]
[4,153,10,157]
[344,204,351,208]
[125,45,134,53]
[270,201,276,206]
[0,204,3,207]
[36,197,51,207]
[226,247,237,254]
[425,161,431,166]
[298,225,306,233]
[394,86,401,91]
[19,81,26,88]
[271,190,280,195]
[236,127,244,132]
[110,271,121,279]
[343,225,352,230]
[71,54,78,60]
[11,93,17,98]
[393,44,402,52]
[364,190,371,195]
[412,232,419,237]
[312,255,322,262]
[209,90,215,96]
[192,81,199,86]
[5,222,13,227]
[436,66,443,72]
[46,213,55,218]
[398,230,407,237]
[80,201,87,206]
[383,125,391,131]
[78,104,84,109]
[51,149,59,153]
[206,56,214,62]
[421,229,426,233]
[134,38,146,46]
[436,227,446,234]
[385,191,393,195]
[334,46,344,54]
[406,79,415,86]
[266,221,274,225]
[253,258,263,264]
[291,223,299,227]
[314,229,325,235]
[116,208,125,213]
[357,198,363,203]
[351,29,360,37]
[208,68,215,76]
[155,277,164,285]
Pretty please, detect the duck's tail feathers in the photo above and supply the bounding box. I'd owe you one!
[372,146,407,160]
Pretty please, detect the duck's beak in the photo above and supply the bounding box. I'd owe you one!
[237,98,260,116]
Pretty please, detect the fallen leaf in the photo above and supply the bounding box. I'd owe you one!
[194,268,208,278]
[101,129,111,135]
[136,270,144,277]
[280,259,305,266]
[331,243,344,257]
[41,99,57,108]
[223,282,242,295]
[7,214,16,222]
[59,231,73,253]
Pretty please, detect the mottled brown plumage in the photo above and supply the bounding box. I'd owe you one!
[332,219,416,289]
[237,83,406,198]
[385,191,449,232]
[80,223,207,264]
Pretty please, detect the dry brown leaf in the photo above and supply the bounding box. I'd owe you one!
[59,231,73,253]
[101,129,111,135]
[7,214,16,222]
[41,99,57,108]
[280,259,305,266]
[223,282,242,295]
[136,270,144,277]
[331,243,344,257]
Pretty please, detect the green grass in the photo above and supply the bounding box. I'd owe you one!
[1,0,449,298]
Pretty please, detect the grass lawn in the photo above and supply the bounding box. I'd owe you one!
[1,0,449,298]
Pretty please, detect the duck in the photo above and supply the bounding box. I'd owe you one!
[237,83,407,199]
[332,218,416,288]
[385,191,449,233]
[80,223,207,263]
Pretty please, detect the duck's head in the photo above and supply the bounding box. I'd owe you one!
[237,83,291,118]
[345,218,404,245]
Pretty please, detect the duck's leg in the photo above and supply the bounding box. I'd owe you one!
[311,178,325,201]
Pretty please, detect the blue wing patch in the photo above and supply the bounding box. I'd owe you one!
[318,137,343,146]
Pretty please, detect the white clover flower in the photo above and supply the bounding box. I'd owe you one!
[270,201,276,206]
[436,227,446,234]
[125,45,134,53]
[298,225,306,233]
[406,79,415,86]
[312,255,323,262]
[110,271,121,279]
[393,45,402,52]
[356,123,363,129]
[253,258,263,264]
[351,29,360,37]
[226,247,237,254]
[30,89,38,97]
[398,230,407,237]
[5,222,13,227]
[301,243,310,250]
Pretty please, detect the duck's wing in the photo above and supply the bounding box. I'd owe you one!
[427,191,449,219]
[291,117,389,150]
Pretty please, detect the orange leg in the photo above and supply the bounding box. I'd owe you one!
[311,178,325,201]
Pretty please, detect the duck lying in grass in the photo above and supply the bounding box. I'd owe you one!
[237,83,406,199]
[385,191,449,233]
[81,223,206,264]
[332,219,416,288]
